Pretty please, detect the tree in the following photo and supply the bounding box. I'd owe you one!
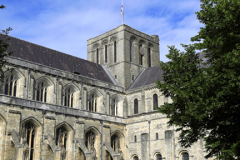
[0,4,13,80]
[156,0,240,159]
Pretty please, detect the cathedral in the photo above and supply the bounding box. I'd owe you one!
[0,24,206,160]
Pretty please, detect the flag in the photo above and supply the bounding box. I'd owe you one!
[121,1,124,24]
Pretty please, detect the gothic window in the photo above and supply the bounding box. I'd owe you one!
[105,45,108,63]
[148,47,151,67]
[134,99,138,114]
[22,122,36,160]
[134,135,137,142]
[156,133,159,140]
[85,131,95,151]
[89,94,97,112]
[36,81,48,102]
[111,98,118,116]
[182,153,189,160]
[156,154,162,160]
[96,48,99,64]
[56,127,68,149]
[4,74,18,97]
[130,40,134,62]
[134,156,139,160]
[153,94,158,110]
[139,44,143,65]
[111,134,120,152]
[114,41,117,63]
[63,88,74,107]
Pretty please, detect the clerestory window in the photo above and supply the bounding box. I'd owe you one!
[5,74,18,97]
[89,94,97,112]
[36,82,48,102]
[63,88,74,107]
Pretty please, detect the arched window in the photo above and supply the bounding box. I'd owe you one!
[182,153,189,160]
[114,41,117,63]
[22,122,36,160]
[56,127,67,149]
[156,154,162,160]
[134,156,139,160]
[85,131,95,151]
[153,94,158,110]
[111,134,120,152]
[105,45,108,63]
[130,40,134,62]
[111,98,118,116]
[89,94,97,112]
[5,74,18,97]
[134,135,137,142]
[139,44,143,65]
[96,48,99,64]
[148,47,151,67]
[63,88,74,107]
[134,99,138,114]
[36,81,48,102]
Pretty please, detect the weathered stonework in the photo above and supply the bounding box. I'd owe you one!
[0,25,210,160]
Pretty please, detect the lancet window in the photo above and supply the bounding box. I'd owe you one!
[134,99,138,114]
[156,154,162,160]
[85,131,95,151]
[139,44,143,65]
[182,153,189,160]
[130,40,134,62]
[111,98,118,116]
[56,127,68,150]
[89,94,97,112]
[36,81,48,102]
[153,94,158,110]
[105,45,108,63]
[148,47,151,67]
[63,88,74,107]
[114,41,117,63]
[4,74,18,97]
[111,134,120,152]
[96,48,99,64]
[22,122,36,160]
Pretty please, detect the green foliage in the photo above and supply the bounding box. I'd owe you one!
[156,0,240,159]
[0,4,13,80]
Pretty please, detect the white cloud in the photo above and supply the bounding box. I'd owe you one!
[0,0,204,62]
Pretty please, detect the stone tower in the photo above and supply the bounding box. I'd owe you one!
[87,24,160,89]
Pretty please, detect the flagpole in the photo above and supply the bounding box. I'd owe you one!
[121,0,124,25]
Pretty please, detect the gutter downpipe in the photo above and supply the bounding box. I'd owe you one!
[149,121,151,160]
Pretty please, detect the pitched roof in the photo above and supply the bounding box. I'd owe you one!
[0,34,114,84]
[128,66,164,90]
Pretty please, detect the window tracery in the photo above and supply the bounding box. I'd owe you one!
[85,131,95,151]
[89,94,97,112]
[5,74,18,97]
[36,81,48,102]
[63,88,74,107]
[111,134,120,152]
[111,98,118,116]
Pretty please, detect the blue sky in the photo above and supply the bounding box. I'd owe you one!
[1,0,203,62]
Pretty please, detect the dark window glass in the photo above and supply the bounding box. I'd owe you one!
[139,44,143,65]
[134,156,139,160]
[156,133,159,140]
[96,48,99,64]
[114,41,117,63]
[182,153,189,160]
[132,75,134,81]
[134,99,138,114]
[157,154,162,160]
[105,45,108,63]
[56,127,68,150]
[36,81,48,102]
[148,47,151,67]
[5,74,18,97]
[134,135,137,142]
[130,40,134,62]
[153,94,158,110]
[85,131,95,151]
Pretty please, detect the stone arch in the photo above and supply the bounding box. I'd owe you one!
[55,121,74,134]
[20,116,43,160]
[84,126,101,136]
[93,43,100,49]
[139,39,146,45]
[110,35,118,42]
[148,43,154,48]
[35,76,54,87]
[131,154,140,160]
[110,94,123,102]
[88,88,103,98]
[179,150,190,160]
[130,36,137,41]
[153,151,163,160]
[110,130,124,138]
[4,68,25,79]
[63,83,80,92]
[101,39,108,45]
